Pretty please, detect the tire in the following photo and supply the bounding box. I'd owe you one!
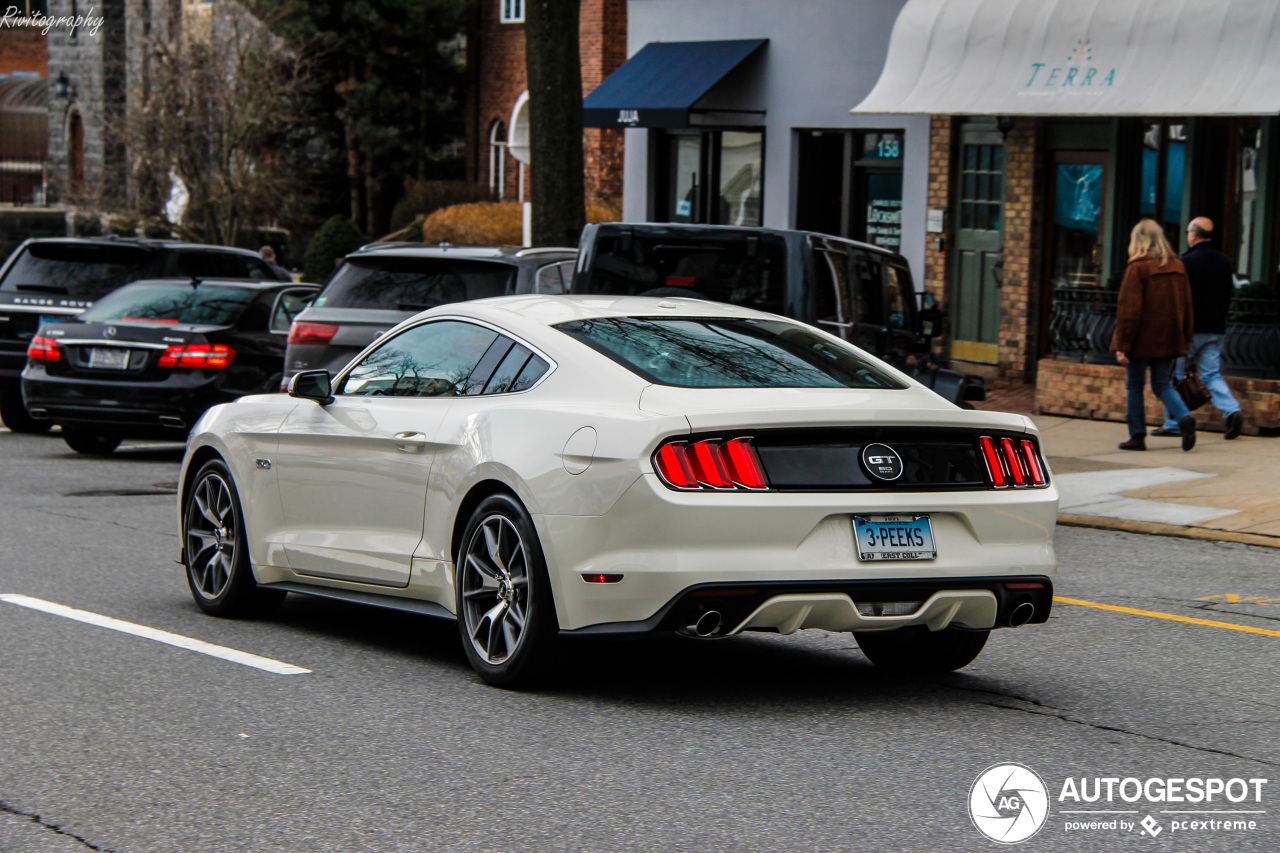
[62,429,122,455]
[0,389,51,434]
[854,626,990,674]
[455,493,558,687]
[182,459,285,618]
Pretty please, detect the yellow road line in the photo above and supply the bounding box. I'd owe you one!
[1053,596,1280,638]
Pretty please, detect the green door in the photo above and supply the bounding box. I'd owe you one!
[951,130,1005,364]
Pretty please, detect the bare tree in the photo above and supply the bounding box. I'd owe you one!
[100,3,313,245]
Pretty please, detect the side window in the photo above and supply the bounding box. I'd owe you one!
[508,354,549,392]
[850,250,885,326]
[885,264,912,330]
[535,263,565,295]
[483,343,532,394]
[270,289,316,333]
[340,320,498,398]
[812,247,852,341]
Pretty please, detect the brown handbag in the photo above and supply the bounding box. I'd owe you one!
[1175,367,1211,411]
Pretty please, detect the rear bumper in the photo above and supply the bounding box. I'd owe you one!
[21,369,234,437]
[538,473,1058,632]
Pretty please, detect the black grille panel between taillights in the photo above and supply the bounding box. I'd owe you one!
[651,428,1050,492]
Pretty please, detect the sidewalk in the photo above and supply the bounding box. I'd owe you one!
[977,386,1280,547]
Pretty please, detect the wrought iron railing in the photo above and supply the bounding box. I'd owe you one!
[1046,288,1280,378]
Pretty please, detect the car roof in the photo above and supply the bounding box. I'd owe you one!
[120,277,317,290]
[587,222,904,261]
[19,237,263,256]
[443,294,781,328]
[346,243,576,262]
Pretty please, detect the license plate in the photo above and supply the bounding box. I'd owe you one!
[88,347,130,370]
[853,514,937,561]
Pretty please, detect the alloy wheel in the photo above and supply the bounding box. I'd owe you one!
[460,514,531,665]
[185,473,239,600]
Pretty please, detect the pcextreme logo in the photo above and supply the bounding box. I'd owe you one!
[968,762,1270,843]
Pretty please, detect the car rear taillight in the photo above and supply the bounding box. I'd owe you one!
[978,435,1047,488]
[157,343,235,369]
[654,437,768,491]
[27,334,61,362]
[287,321,339,346]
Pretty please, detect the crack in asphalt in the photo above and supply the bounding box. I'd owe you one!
[0,800,114,852]
[935,681,1280,768]
[26,506,178,539]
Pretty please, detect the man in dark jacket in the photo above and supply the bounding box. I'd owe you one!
[1154,217,1244,440]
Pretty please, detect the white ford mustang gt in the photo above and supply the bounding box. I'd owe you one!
[178,295,1057,685]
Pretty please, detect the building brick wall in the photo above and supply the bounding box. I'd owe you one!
[1035,359,1278,437]
[924,115,952,309]
[0,26,48,75]
[473,0,625,206]
[997,117,1043,383]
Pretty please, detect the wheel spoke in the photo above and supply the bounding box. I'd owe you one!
[486,602,508,659]
[194,482,220,528]
[483,522,508,576]
[465,551,502,582]
[462,585,496,601]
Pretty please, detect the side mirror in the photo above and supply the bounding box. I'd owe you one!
[288,370,333,404]
[917,306,944,338]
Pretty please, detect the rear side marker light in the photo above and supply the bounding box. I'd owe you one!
[158,343,235,369]
[581,573,623,584]
[654,437,769,491]
[27,334,61,362]
[287,321,339,346]
[979,435,1048,489]
[1005,582,1045,589]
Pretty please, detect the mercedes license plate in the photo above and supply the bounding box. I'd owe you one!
[88,347,130,370]
[853,514,937,561]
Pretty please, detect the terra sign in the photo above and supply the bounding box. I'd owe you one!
[1024,39,1116,89]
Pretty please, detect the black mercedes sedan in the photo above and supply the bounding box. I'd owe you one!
[21,278,317,454]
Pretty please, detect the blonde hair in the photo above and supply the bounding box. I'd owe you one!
[1128,219,1176,266]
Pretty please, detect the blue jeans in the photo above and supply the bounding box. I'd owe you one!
[1160,334,1241,430]
[1127,356,1190,438]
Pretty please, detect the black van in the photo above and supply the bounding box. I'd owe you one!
[0,238,275,432]
[570,223,985,407]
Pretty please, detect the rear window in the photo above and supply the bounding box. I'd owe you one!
[317,257,515,311]
[555,316,904,389]
[80,282,258,327]
[576,231,787,314]
[0,243,155,301]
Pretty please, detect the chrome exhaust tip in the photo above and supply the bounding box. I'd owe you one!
[679,610,724,638]
[1009,602,1035,628]
[159,415,186,429]
[27,408,50,420]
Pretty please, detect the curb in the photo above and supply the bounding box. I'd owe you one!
[1057,513,1280,549]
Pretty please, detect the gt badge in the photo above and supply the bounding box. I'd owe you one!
[861,443,903,482]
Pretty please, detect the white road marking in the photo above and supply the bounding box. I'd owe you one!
[1055,467,1238,525]
[0,594,310,675]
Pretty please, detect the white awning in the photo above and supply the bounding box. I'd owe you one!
[851,0,1280,116]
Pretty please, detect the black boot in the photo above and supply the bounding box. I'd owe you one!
[1118,434,1146,451]
[1178,415,1197,451]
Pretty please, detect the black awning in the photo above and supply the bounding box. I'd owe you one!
[583,39,767,129]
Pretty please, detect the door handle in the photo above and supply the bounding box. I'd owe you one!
[392,431,427,451]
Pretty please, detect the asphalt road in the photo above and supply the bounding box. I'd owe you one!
[1,428,1278,852]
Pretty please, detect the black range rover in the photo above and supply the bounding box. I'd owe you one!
[0,238,275,432]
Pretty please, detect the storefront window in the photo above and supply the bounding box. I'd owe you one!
[657,130,763,227]
[1236,124,1261,281]
[1139,120,1187,247]
[852,131,904,252]
[718,132,762,226]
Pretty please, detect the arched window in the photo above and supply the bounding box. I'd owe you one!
[488,120,507,199]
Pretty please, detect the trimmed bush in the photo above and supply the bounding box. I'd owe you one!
[421,199,624,247]
[303,215,367,284]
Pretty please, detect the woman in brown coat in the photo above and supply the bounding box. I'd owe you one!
[1111,219,1196,451]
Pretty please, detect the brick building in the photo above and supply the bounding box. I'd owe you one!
[0,13,48,206]
[855,0,1280,435]
[468,0,627,206]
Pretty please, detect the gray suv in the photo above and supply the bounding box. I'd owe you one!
[283,243,576,385]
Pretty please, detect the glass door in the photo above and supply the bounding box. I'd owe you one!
[1042,151,1108,360]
